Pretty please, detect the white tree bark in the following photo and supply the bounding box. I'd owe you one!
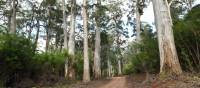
[68,0,76,55]
[118,59,122,75]
[107,59,113,77]
[93,0,101,79]
[107,59,111,77]
[136,0,141,41]
[110,62,113,77]
[83,0,90,82]
[45,8,50,52]
[62,0,68,78]
[10,0,16,34]
[67,0,76,80]
[152,0,182,75]
[63,0,68,50]
[94,25,101,79]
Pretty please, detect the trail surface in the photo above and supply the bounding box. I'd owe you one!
[69,74,200,88]
[70,75,147,88]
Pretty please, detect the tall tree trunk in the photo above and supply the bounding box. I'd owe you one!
[46,29,50,52]
[10,0,17,34]
[107,59,111,77]
[93,0,101,79]
[34,20,40,52]
[62,0,69,78]
[136,0,141,41]
[107,59,113,77]
[118,58,122,75]
[110,62,113,77]
[94,25,101,79]
[152,0,182,75]
[68,0,76,80]
[28,9,35,39]
[83,0,90,82]
[68,0,76,55]
[8,16,11,33]
[46,8,50,52]
[63,0,68,50]
[116,30,122,75]
[7,0,11,32]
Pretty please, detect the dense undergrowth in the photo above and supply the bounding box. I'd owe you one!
[0,34,70,87]
[123,24,159,74]
[174,5,200,73]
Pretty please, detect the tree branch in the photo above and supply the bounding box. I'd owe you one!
[169,0,175,6]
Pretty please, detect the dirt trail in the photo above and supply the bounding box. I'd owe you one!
[70,75,146,88]
[69,74,200,88]
[97,77,128,88]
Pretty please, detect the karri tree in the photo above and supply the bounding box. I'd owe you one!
[67,0,76,80]
[62,0,69,78]
[83,0,90,82]
[152,0,182,75]
[93,0,102,79]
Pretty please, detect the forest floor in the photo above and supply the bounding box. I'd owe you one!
[69,73,200,88]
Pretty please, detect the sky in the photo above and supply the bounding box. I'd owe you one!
[141,2,154,26]
[141,0,200,26]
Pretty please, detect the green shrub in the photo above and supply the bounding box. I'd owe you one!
[0,34,70,87]
[124,26,159,74]
[33,51,67,76]
[0,34,35,86]
[74,51,84,80]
